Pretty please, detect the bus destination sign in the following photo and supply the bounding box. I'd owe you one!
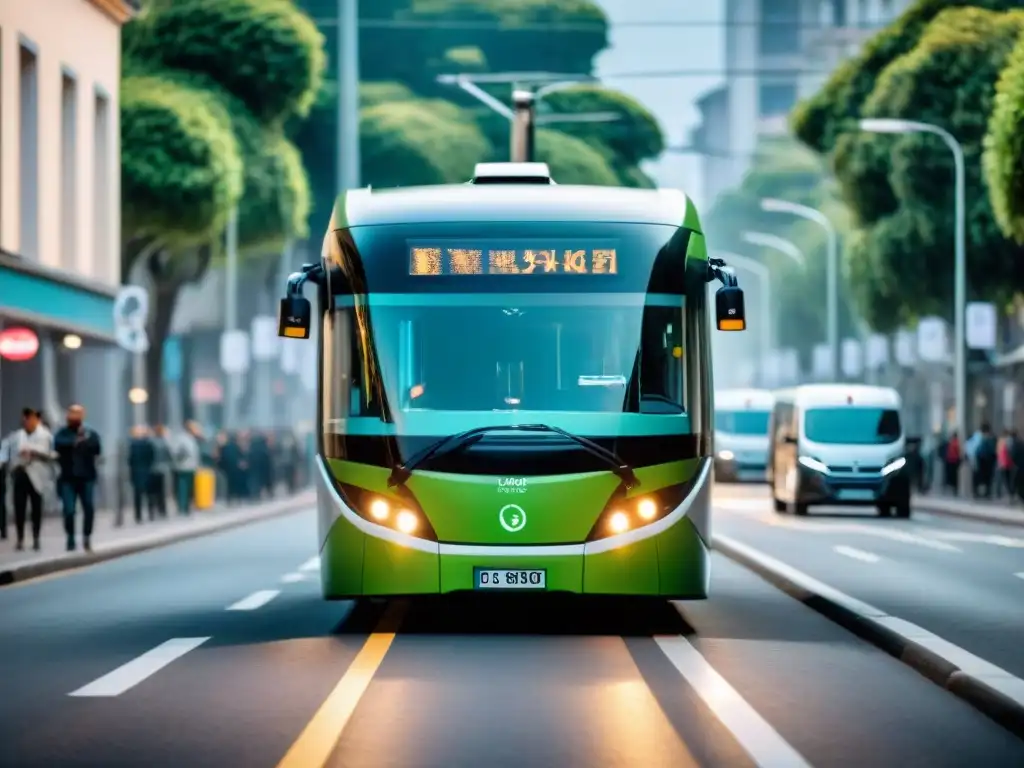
[409,243,618,276]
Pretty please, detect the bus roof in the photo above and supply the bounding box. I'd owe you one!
[774,384,901,409]
[332,183,697,229]
[715,388,774,409]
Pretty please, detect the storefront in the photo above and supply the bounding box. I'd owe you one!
[0,250,123,443]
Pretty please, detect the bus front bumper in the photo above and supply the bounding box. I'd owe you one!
[316,458,712,600]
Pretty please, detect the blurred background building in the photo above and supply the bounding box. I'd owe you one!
[0,0,133,448]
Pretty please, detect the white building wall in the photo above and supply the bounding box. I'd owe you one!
[0,0,130,287]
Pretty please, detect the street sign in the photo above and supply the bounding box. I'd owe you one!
[251,315,280,361]
[895,330,916,367]
[966,302,997,350]
[866,334,888,370]
[841,339,862,378]
[163,337,182,382]
[220,330,251,374]
[113,285,150,354]
[812,344,830,380]
[191,378,223,404]
[917,317,947,362]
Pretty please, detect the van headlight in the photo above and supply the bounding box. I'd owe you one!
[717,449,735,461]
[881,457,906,476]
[336,483,438,541]
[798,456,830,474]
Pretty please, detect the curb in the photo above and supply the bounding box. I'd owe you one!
[0,492,315,587]
[714,534,1024,740]
[912,499,1024,529]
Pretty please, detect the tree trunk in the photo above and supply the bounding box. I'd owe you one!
[144,284,180,425]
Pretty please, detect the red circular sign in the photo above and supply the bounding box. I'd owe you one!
[0,327,40,361]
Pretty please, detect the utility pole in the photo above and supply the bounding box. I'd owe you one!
[337,0,361,191]
[224,208,240,429]
[511,89,536,162]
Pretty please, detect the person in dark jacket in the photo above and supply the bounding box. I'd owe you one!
[218,432,247,505]
[248,431,272,499]
[127,425,156,523]
[52,404,102,552]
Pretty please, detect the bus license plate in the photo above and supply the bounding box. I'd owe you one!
[475,569,546,589]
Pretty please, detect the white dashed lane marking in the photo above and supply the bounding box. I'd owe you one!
[282,572,308,583]
[69,638,210,697]
[834,545,880,563]
[226,590,280,611]
[299,557,320,572]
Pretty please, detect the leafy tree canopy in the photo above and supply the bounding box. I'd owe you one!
[360,99,492,187]
[535,128,619,186]
[836,7,1024,326]
[984,31,1024,243]
[126,0,325,125]
[120,75,244,254]
[790,0,1020,154]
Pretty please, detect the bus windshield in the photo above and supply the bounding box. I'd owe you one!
[803,407,901,445]
[715,410,770,435]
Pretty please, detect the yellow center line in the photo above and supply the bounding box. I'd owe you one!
[275,600,408,768]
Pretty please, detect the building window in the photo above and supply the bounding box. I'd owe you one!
[61,72,78,270]
[19,42,39,261]
[94,89,111,279]
[759,82,798,117]
[760,0,801,55]
[831,0,846,27]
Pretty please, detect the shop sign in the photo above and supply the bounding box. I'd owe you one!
[0,327,40,361]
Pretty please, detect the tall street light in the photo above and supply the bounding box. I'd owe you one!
[716,251,773,380]
[741,231,806,268]
[760,198,839,381]
[860,117,967,495]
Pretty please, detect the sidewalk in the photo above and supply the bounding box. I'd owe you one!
[913,492,1024,528]
[0,489,316,585]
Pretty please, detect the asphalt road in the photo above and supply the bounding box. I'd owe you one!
[1,506,1023,767]
[714,483,1024,680]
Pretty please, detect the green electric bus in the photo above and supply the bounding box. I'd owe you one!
[277,161,746,599]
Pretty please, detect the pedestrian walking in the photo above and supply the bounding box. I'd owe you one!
[279,432,300,494]
[0,430,12,540]
[150,425,171,518]
[127,425,156,522]
[170,422,201,515]
[9,408,55,551]
[996,429,1015,501]
[53,404,102,552]
[218,432,247,505]
[249,430,273,499]
[969,424,997,499]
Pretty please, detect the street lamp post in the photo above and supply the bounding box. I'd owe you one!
[716,251,773,379]
[760,198,839,381]
[859,118,967,496]
[741,231,806,268]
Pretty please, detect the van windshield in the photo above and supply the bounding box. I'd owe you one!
[804,407,901,445]
[715,410,770,436]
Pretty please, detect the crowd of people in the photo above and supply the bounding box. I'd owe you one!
[934,424,1024,502]
[0,404,310,554]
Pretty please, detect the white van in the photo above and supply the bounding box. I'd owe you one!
[714,389,774,482]
[767,384,910,517]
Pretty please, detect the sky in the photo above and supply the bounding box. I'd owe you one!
[594,0,726,207]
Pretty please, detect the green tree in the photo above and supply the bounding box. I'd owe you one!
[535,128,619,186]
[121,0,323,420]
[984,30,1024,243]
[790,0,1020,155]
[542,84,664,187]
[361,99,492,187]
[835,7,1024,329]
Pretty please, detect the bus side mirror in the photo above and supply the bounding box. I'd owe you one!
[278,295,311,339]
[716,285,746,331]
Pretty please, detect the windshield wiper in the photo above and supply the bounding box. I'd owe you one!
[386,424,639,490]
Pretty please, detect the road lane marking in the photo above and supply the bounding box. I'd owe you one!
[929,531,1024,548]
[275,600,407,768]
[281,572,307,583]
[834,545,880,563]
[654,636,813,768]
[69,638,210,697]
[717,535,1024,709]
[299,556,320,572]
[227,590,280,610]
[1015,572,1024,580]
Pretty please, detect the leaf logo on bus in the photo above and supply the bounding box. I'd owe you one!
[499,504,527,532]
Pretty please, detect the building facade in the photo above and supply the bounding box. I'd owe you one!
[694,0,911,207]
[0,0,134,471]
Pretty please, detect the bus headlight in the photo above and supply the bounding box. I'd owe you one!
[586,482,691,542]
[337,483,438,541]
